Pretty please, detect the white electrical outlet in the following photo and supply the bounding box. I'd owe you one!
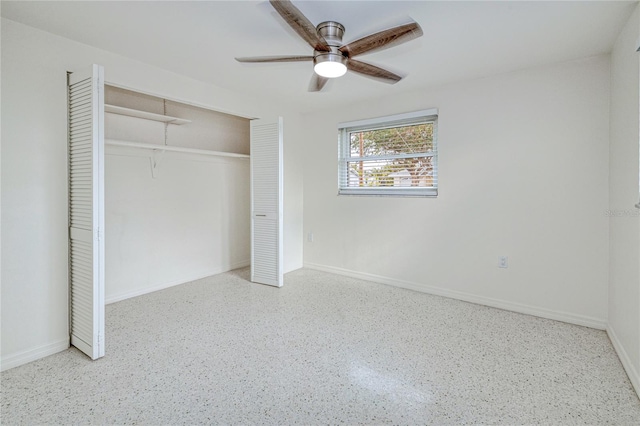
[498,256,508,268]
[307,232,314,243]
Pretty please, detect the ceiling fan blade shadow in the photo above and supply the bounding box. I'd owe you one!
[269,0,331,52]
[339,21,423,58]
[309,73,329,92]
[236,55,314,63]
[347,59,403,84]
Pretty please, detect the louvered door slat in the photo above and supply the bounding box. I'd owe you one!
[68,64,105,360]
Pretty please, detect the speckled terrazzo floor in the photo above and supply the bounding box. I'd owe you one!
[2,268,639,425]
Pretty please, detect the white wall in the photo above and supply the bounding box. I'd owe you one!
[282,117,304,274]
[303,55,611,329]
[608,4,640,395]
[0,18,303,370]
[105,150,251,304]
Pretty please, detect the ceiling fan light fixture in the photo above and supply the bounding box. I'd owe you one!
[314,53,347,78]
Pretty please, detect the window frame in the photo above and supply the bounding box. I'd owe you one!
[337,108,439,197]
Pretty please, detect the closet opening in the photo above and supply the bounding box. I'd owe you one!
[103,85,252,305]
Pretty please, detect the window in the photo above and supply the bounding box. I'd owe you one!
[338,109,438,196]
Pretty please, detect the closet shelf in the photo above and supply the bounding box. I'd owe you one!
[105,104,191,125]
[106,139,250,159]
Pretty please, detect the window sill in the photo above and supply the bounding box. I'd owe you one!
[338,188,438,197]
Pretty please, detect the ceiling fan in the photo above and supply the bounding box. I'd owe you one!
[235,0,423,92]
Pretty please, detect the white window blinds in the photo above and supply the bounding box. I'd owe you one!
[338,109,438,196]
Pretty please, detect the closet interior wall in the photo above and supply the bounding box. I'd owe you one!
[104,86,251,303]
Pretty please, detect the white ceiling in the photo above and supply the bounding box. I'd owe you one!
[2,1,637,113]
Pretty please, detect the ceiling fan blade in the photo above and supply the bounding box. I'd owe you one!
[339,22,423,58]
[347,59,402,84]
[236,55,313,63]
[269,0,331,52]
[308,73,329,92]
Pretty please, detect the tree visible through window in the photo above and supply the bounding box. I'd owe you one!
[338,110,438,196]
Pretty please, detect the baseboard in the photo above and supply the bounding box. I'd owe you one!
[1,338,69,372]
[106,260,250,304]
[607,326,640,398]
[304,262,607,330]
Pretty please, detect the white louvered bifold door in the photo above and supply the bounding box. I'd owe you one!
[250,118,284,287]
[68,64,105,360]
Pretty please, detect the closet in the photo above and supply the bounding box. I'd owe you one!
[103,85,252,305]
[67,64,283,360]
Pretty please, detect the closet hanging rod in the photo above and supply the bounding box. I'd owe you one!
[106,139,250,159]
[105,104,191,125]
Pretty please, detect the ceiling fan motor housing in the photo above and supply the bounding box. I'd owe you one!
[314,21,347,74]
